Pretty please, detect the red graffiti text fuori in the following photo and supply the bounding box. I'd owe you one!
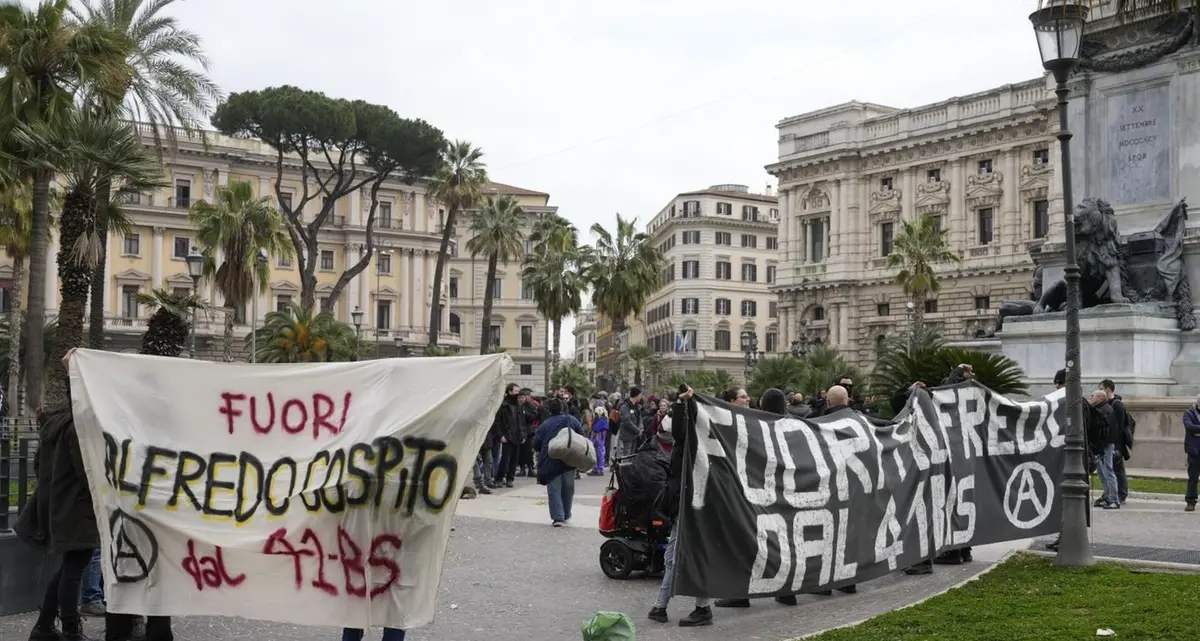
[219,392,352,439]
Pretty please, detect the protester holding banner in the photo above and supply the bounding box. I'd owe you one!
[813,386,860,595]
[647,386,715,628]
[14,394,101,641]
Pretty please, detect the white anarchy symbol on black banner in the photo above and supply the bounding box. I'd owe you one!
[1003,462,1054,529]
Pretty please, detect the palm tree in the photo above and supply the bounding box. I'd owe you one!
[550,362,594,399]
[0,177,33,413]
[870,330,1027,410]
[886,214,962,337]
[14,110,162,400]
[135,287,207,356]
[0,314,56,413]
[0,0,130,409]
[189,180,291,361]
[73,0,221,349]
[523,213,586,388]
[465,194,525,355]
[426,140,487,346]
[583,214,663,335]
[621,344,659,388]
[252,303,356,363]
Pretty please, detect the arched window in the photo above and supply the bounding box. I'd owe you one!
[448,313,461,335]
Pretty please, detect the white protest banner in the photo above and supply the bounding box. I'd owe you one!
[68,349,511,629]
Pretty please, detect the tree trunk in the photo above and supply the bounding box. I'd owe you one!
[428,206,457,346]
[551,318,562,374]
[24,170,51,411]
[88,179,112,349]
[542,321,551,394]
[911,293,926,349]
[634,364,643,388]
[223,307,235,362]
[6,259,25,416]
[479,253,498,354]
[299,237,318,310]
[47,190,95,404]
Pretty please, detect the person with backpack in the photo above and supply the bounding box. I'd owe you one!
[1088,389,1121,510]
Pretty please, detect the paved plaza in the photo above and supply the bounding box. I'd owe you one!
[1,476,1194,641]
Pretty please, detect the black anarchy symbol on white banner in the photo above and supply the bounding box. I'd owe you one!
[108,508,159,583]
[1002,462,1054,529]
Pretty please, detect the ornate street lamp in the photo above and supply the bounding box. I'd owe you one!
[790,318,810,359]
[185,246,205,359]
[741,330,763,382]
[1030,0,1094,568]
[351,306,364,362]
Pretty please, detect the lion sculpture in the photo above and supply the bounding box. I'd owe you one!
[1035,198,1129,313]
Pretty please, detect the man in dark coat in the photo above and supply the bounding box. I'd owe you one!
[814,386,859,596]
[1101,379,1133,504]
[493,383,525,488]
[15,398,100,641]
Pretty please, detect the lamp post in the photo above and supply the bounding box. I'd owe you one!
[741,330,763,382]
[351,306,363,362]
[1030,0,1094,568]
[185,246,205,359]
[790,318,810,359]
[250,249,267,363]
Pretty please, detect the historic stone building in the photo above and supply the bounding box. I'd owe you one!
[572,307,597,383]
[767,78,1059,368]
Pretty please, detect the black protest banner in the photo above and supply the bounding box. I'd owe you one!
[673,382,1066,598]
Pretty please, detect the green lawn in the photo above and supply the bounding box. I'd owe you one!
[800,554,1200,641]
[1092,475,1189,495]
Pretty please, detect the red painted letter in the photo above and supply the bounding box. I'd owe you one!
[281,399,308,435]
[219,393,246,435]
[250,393,276,434]
[312,393,338,439]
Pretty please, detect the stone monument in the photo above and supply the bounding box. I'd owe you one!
[999,3,1200,472]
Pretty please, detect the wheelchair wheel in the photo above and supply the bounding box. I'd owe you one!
[599,540,635,580]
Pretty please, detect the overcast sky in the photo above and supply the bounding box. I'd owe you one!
[168,0,1047,355]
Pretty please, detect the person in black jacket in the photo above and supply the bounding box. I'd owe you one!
[1101,379,1132,504]
[647,386,715,628]
[493,383,524,488]
[1090,389,1121,509]
[15,396,99,641]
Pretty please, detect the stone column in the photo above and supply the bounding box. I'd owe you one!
[344,243,358,322]
[405,250,417,329]
[822,217,831,260]
[830,180,841,257]
[779,190,791,264]
[950,159,967,250]
[414,192,425,232]
[151,227,164,288]
[349,187,362,226]
[1004,148,1020,245]
[780,305,791,351]
[424,250,436,333]
[800,219,808,263]
[902,167,917,223]
[839,180,853,259]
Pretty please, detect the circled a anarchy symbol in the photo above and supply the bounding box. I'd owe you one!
[1002,462,1055,530]
[109,509,159,583]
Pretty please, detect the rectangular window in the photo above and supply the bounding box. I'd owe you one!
[766,265,776,283]
[877,303,890,316]
[123,233,140,256]
[379,202,393,228]
[810,220,825,260]
[974,296,991,311]
[715,261,731,280]
[928,215,943,232]
[172,286,190,299]
[682,260,700,279]
[449,277,459,298]
[376,301,391,329]
[978,208,995,245]
[121,285,139,318]
[766,236,778,250]
[716,202,732,216]
[278,192,292,214]
[681,230,701,244]
[715,232,732,246]
[740,234,757,249]
[769,208,779,220]
[319,297,331,314]
[925,299,938,314]
[320,250,334,270]
[489,325,501,348]
[277,294,293,313]
[520,325,534,349]
[927,168,941,182]
[492,278,502,298]
[117,191,141,205]
[881,222,894,257]
[173,236,190,259]
[741,206,759,221]
[714,329,731,351]
[377,253,392,274]
[880,177,893,191]
[715,298,731,315]
[740,263,757,282]
[521,280,534,300]
[683,200,701,216]
[682,298,699,315]
[174,178,191,208]
[519,364,533,376]
[978,159,993,174]
[278,253,292,268]
[1034,148,1049,165]
[740,300,757,317]
[769,301,778,318]
[766,332,778,353]
[1033,200,1050,239]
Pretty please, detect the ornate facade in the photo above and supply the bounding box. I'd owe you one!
[767,78,1061,368]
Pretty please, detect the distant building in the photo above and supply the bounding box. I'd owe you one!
[640,184,780,384]
[573,308,597,383]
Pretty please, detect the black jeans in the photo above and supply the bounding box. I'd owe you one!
[106,614,173,641]
[518,440,535,470]
[494,442,519,483]
[36,548,93,627]
[1113,453,1128,501]
[1186,454,1199,504]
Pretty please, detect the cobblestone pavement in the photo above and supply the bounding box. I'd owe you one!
[4,477,1188,641]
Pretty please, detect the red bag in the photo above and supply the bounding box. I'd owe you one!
[599,488,620,532]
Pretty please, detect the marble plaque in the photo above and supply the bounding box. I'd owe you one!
[1107,85,1171,207]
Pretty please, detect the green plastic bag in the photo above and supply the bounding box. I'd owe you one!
[581,611,636,641]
